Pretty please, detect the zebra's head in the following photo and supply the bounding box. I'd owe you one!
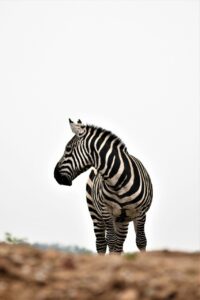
[54,119,92,186]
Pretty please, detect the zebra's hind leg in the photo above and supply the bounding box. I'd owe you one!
[114,222,129,254]
[133,215,147,251]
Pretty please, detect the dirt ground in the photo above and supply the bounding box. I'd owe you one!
[0,243,199,300]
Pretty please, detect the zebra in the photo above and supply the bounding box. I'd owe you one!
[54,119,153,254]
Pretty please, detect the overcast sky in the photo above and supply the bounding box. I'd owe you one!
[0,0,199,252]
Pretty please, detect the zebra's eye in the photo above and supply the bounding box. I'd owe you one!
[65,145,72,152]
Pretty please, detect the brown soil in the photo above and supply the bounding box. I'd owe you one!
[0,243,199,300]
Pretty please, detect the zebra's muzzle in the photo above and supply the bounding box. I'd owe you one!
[54,166,72,186]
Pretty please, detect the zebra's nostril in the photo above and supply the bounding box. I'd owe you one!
[54,166,62,183]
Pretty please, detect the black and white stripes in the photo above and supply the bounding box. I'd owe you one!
[54,119,153,253]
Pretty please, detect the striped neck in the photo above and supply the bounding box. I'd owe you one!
[86,125,131,189]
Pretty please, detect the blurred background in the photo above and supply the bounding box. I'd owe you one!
[0,0,199,252]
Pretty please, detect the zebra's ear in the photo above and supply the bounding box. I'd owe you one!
[77,119,82,124]
[69,119,86,137]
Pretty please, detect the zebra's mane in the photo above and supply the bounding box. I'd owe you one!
[86,124,127,150]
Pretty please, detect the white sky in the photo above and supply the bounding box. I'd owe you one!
[0,0,199,252]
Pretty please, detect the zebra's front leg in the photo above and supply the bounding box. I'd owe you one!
[114,222,129,254]
[133,215,147,251]
[93,222,107,254]
[106,229,117,253]
[86,195,107,254]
